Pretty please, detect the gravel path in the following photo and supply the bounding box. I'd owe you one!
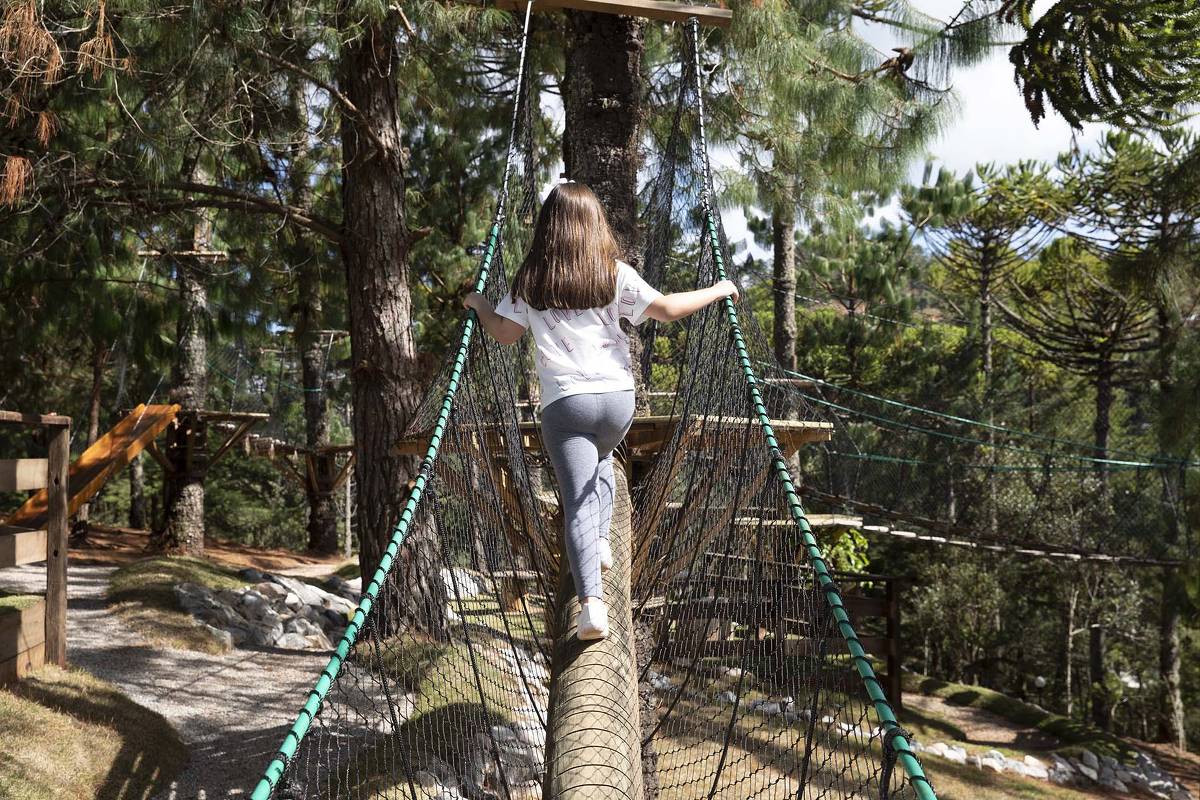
[905,692,1060,751]
[1,563,328,799]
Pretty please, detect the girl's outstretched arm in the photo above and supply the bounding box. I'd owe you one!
[645,280,739,323]
[463,292,526,345]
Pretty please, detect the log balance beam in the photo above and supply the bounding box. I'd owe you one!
[543,462,644,800]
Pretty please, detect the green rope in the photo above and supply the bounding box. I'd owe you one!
[686,19,936,800]
[248,6,535,796]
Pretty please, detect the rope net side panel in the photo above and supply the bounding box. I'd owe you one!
[262,23,928,800]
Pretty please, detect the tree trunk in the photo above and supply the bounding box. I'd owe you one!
[562,11,651,415]
[1089,622,1111,731]
[978,251,999,535]
[1159,569,1187,748]
[1154,302,1186,748]
[338,11,445,637]
[771,206,797,373]
[128,451,147,530]
[155,251,210,554]
[76,345,107,527]
[1057,583,1077,716]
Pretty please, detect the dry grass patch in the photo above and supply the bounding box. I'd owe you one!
[0,665,187,800]
[107,555,244,654]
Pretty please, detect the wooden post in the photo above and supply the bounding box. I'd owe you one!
[45,423,69,667]
[886,577,902,711]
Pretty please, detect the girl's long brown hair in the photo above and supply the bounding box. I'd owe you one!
[510,182,621,310]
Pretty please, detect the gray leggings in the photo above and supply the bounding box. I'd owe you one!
[541,390,635,601]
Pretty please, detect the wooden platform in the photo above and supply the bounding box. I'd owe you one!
[4,403,180,530]
[394,415,832,460]
[472,0,730,27]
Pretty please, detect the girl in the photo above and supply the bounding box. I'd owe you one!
[464,182,738,641]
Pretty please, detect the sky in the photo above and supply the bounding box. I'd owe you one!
[723,0,1111,255]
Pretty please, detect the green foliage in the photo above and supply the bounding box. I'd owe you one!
[1004,0,1200,129]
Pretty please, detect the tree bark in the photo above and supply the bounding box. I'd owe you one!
[128,451,147,530]
[1089,622,1111,731]
[771,206,797,374]
[278,61,340,555]
[338,10,445,637]
[1158,569,1186,748]
[978,246,999,535]
[155,250,210,554]
[1153,300,1187,748]
[76,345,107,527]
[1056,582,1077,716]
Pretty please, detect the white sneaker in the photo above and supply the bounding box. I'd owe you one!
[599,539,613,572]
[577,597,609,641]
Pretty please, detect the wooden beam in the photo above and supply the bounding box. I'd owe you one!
[4,404,179,529]
[0,527,47,567]
[143,439,172,474]
[0,459,47,492]
[0,411,71,427]
[478,0,730,27]
[208,418,263,468]
[44,423,69,667]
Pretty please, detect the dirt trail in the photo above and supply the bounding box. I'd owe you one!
[905,693,1060,750]
[0,532,341,799]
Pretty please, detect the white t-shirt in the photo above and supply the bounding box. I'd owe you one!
[495,261,662,408]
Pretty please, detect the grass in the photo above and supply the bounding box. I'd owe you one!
[0,665,187,800]
[902,673,1137,763]
[340,631,535,796]
[107,556,244,654]
[0,593,41,614]
[333,560,359,580]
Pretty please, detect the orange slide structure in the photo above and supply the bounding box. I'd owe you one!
[2,403,180,531]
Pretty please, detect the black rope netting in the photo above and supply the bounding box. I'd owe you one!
[254,15,930,800]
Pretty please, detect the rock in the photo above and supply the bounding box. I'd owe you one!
[250,621,284,647]
[1080,749,1099,770]
[970,754,983,769]
[1100,755,1119,770]
[441,567,481,598]
[414,771,441,789]
[239,591,270,619]
[275,632,310,650]
[942,746,967,765]
[1048,766,1075,785]
[283,592,304,611]
[203,624,233,651]
[984,750,1005,762]
[306,631,334,650]
[980,757,1005,773]
[321,608,347,629]
[1099,777,1128,794]
[718,690,737,705]
[255,581,288,599]
[1077,765,1099,782]
[238,567,265,582]
[1022,756,1049,780]
[924,742,947,757]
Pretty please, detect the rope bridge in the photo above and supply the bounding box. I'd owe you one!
[250,15,933,800]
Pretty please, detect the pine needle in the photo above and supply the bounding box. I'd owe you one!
[78,0,123,80]
[35,109,56,146]
[1,154,32,205]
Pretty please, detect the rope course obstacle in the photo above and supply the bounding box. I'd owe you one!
[251,11,935,800]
